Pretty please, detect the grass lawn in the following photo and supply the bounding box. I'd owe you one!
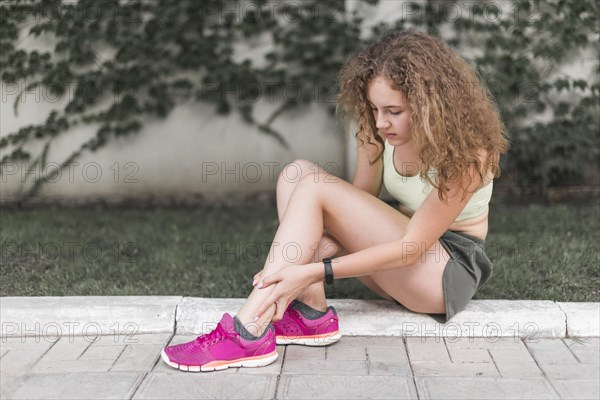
[0,203,598,302]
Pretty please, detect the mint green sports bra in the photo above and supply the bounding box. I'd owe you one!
[382,139,493,222]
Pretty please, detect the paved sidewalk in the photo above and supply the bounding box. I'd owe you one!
[1,297,598,399]
[1,334,599,399]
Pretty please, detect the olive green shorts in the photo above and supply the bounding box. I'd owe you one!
[394,230,493,323]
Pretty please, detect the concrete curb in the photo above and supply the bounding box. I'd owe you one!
[0,296,182,337]
[1,297,598,338]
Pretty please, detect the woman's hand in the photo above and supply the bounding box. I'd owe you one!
[252,269,264,287]
[253,263,320,322]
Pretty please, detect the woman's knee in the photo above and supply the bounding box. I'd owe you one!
[276,160,331,212]
[277,159,316,189]
[276,160,319,217]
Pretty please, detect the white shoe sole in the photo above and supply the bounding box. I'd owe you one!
[160,349,278,372]
[276,331,342,346]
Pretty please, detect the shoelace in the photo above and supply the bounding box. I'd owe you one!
[195,323,238,347]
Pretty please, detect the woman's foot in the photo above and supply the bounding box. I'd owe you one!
[161,313,278,372]
[273,300,341,346]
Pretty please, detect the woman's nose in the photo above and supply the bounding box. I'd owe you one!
[375,115,391,130]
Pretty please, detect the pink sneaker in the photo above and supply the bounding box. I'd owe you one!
[273,300,341,346]
[161,313,278,372]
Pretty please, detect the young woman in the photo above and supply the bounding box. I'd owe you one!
[161,29,510,372]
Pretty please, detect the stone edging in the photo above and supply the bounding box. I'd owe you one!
[1,297,598,339]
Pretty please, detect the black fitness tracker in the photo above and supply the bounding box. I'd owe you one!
[323,258,334,285]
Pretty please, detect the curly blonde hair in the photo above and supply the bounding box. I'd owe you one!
[336,29,510,202]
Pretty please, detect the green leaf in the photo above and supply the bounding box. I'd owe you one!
[553,79,571,92]
[573,80,588,91]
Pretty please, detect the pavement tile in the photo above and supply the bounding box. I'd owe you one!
[0,348,48,377]
[447,347,492,363]
[112,343,169,372]
[525,338,579,364]
[277,374,418,399]
[41,336,93,361]
[562,338,600,364]
[365,346,409,363]
[0,375,23,399]
[0,347,52,400]
[488,348,544,378]
[326,344,366,360]
[0,337,58,350]
[79,343,126,360]
[334,336,405,347]
[366,346,412,376]
[563,337,600,348]
[406,337,451,362]
[411,361,499,378]
[285,345,326,360]
[551,379,600,400]
[3,372,144,400]
[444,337,524,349]
[415,377,559,399]
[570,347,600,365]
[31,358,116,374]
[133,373,277,399]
[93,333,172,346]
[539,363,600,380]
[282,359,368,375]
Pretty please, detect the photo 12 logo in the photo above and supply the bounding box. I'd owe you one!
[1,162,140,184]
[401,321,540,343]
[1,321,140,344]
[1,241,139,264]
[200,161,340,184]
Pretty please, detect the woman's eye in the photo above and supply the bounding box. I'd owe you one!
[390,111,401,115]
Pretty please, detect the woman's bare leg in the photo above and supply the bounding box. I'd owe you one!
[235,160,449,337]
[235,167,329,335]
[275,161,343,311]
[235,161,342,335]
[279,162,394,307]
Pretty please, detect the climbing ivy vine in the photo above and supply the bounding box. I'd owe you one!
[402,0,599,196]
[1,0,598,202]
[1,0,366,200]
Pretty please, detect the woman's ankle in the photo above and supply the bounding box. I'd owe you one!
[296,282,328,311]
[295,295,328,312]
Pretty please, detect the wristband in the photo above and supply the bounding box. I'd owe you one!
[323,258,334,285]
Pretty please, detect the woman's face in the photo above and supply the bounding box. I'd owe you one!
[366,77,412,146]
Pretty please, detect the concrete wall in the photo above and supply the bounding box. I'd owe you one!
[0,12,346,205]
[1,0,596,205]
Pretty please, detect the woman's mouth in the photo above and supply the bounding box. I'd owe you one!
[384,133,397,138]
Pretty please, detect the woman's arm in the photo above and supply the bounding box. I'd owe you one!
[307,158,487,283]
[351,133,383,196]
